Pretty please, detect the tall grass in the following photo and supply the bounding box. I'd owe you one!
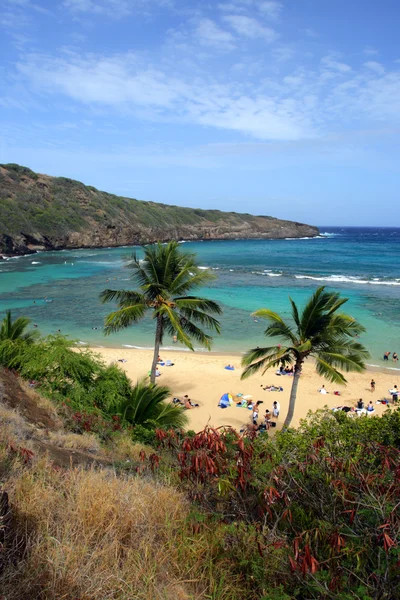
[0,451,249,600]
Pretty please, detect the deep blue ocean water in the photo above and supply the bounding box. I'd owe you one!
[1,227,399,369]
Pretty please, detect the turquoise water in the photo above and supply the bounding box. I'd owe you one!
[0,227,399,369]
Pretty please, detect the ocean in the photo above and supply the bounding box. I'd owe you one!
[1,227,399,370]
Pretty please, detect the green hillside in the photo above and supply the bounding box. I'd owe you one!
[0,163,319,254]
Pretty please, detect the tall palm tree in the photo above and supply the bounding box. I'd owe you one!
[241,287,369,429]
[100,241,222,383]
[0,310,39,343]
[115,378,188,429]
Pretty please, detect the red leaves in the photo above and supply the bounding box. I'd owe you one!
[290,540,319,576]
[264,486,281,506]
[330,531,346,552]
[378,522,397,552]
[149,453,160,471]
[7,442,34,463]
[383,532,396,552]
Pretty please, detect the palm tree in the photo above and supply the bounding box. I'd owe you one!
[241,287,369,429]
[0,310,39,343]
[100,241,222,383]
[116,378,188,429]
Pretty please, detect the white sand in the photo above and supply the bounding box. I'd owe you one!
[90,347,398,432]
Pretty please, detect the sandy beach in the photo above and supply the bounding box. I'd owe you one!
[91,347,399,431]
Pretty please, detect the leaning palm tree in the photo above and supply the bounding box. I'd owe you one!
[0,310,39,343]
[116,378,188,429]
[100,241,222,383]
[241,287,369,429]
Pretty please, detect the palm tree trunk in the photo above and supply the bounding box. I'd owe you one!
[150,316,163,384]
[283,359,303,430]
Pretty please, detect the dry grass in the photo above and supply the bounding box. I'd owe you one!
[0,402,34,447]
[0,456,234,600]
[107,432,154,462]
[48,431,101,453]
[18,378,62,425]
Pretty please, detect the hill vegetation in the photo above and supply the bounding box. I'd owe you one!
[0,163,319,255]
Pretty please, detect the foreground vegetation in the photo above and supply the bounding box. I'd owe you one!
[1,392,399,599]
[0,314,188,433]
[0,311,398,599]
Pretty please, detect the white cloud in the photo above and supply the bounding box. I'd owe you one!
[258,1,283,20]
[363,61,385,75]
[16,52,312,140]
[195,18,236,50]
[223,15,278,42]
[63,0,173,18]
[321,55,351,79]
[364,46,379,56]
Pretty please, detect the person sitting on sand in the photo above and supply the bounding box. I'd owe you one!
[272,400,280,418]
[357,398,364,410]
[157,355,163,363]
[183,395,199,409]
[155,368,161,377]
[318,385,328,394]
[366,400,375,413]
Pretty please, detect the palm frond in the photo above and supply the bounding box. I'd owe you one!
[104,304,147,334]
[314,357,348,384]
[174,296,222,315]
[241,345,292,379]
[100,289,146,306]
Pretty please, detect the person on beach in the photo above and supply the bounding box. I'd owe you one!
[183,395,199,409]
[357,398,364,410]
[370,379,376,392]
[389,386,398,401]
[393,352,398,362]
[251,401,263,425]
[367,401,375,413]
[318,385,328,394]
[384,351,390,361]
[272,400,280,418]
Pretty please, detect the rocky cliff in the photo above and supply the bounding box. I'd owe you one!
[0,164,319,255]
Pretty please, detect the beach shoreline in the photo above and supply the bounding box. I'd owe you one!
[86,343,400,374]
[89,346,399,432]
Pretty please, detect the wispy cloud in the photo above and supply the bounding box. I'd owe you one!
[195,18,236,50]
[63,0,173,18]
[13,46,400,143]
[223,14,278,42]
[15,52,312,140]
[363,61,385,75]
[258,1,283,20]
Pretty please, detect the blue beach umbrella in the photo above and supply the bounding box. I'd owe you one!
[219,393,233,407]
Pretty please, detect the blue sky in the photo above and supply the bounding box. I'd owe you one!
[1,0,399,226]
